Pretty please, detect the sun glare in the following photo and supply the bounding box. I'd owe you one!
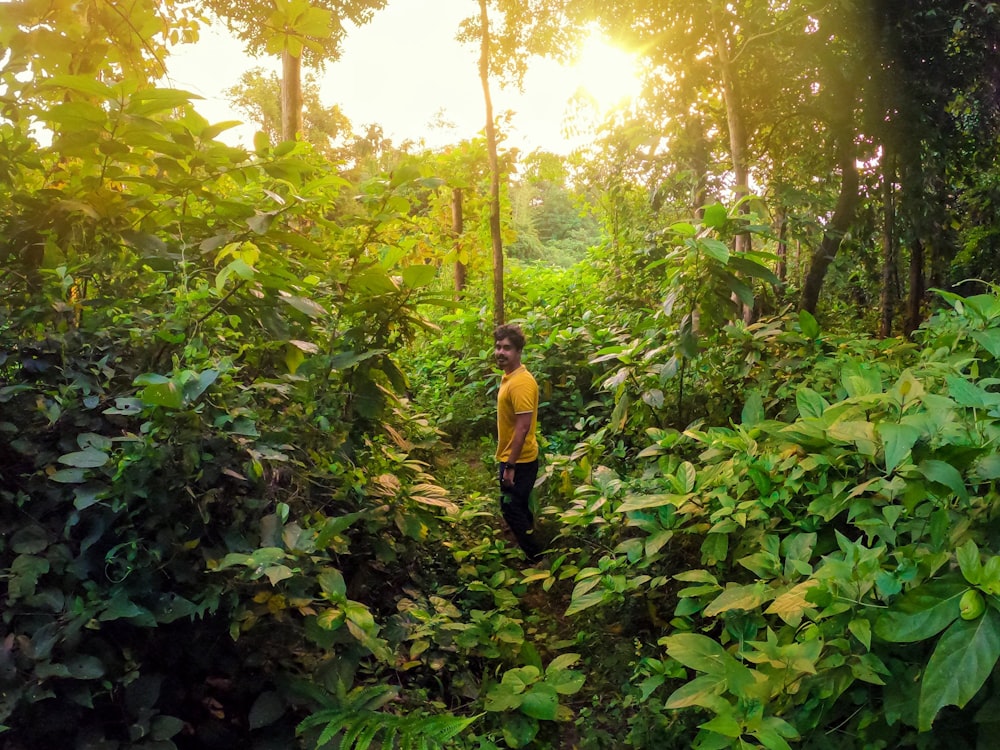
[570,32,641,112]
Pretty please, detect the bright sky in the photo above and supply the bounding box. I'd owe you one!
[164,0,638,155]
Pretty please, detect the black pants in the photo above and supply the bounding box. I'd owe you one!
[498,460,541,560]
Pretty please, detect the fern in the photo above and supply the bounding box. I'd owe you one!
[297,686,479,750]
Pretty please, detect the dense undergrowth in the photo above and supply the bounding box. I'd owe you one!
[4,72,1000,750]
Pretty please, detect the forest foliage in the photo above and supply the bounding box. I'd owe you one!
[4,1,1000,749]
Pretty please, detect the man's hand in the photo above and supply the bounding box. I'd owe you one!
[501,463,515,489]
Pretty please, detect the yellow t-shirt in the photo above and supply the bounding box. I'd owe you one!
[495,365,539,463]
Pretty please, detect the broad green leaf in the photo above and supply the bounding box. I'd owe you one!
[58,447,108,468]
[729,255,781,285]
[520,683,559,720]
[125,87,199,116]
[547,653,581,672]
[545,669,585,695]
[957,541,983,585]
[264,564,293,585]
[918,608,1000,731]
[765,580,819,627]
[700,713,742,738]
[849,619,872,650]
[485,684,523,712]
[701,202,728,229]
[617,493,689,513]
[662,633,744,677]
[946,376,1000,408]
[140,381,183,409]
[798,310,820,339]
[918,459,968,500]
[183,369,219,402]
[664,673,728,710]
[317,569,352,604]
[974,454,1000,480]
[401,264,437,288]
[878,422,921,472]
[795,387,828,418]
[565,585,608,616]
[676,462,697,493]
[874,580,967,642]
[502,666,540,694]
[42,74,115,99]
[501,712,538,748]
[700,238,730,264]
[280,293,327,318]
[741,391,764,425]
[349,266,399,294]
[704,582,770,617]
[971,329,1000,359]
[248,691,285,730]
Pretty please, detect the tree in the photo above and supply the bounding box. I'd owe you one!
[204,0,386,141]
[225,67,353,159]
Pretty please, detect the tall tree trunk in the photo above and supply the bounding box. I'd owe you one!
[281,48,302,141]
[905,237,924,337]
[710,2,752,322]
[800,100,860,314]
[775,206,788,283]
[452,188,466,293]
[879,149,897,338]
[478,0,504,328]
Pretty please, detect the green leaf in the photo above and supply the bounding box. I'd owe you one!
[58,447,109,468]
[545,668,585,695]
[617,493,688,513]
[701,202,728,229]
[971,329,1000,358]
[664,673,728,710]
[918,459,968,500]
[280,293,327,318]
[662,633,745,678]
[249,691,285,730]
[401,264,437,288]
[918,608,1000,731]
[704,582,770,617]
[520,683,559,720]
[485,684,523,711]
[878,422,921,472]
[741,391,764,426]
[125,87,199,116]
[958,541,983,585]
[318,570,346,599]
[795,387,828,418]
[798,310,820,339]
[501,713,538,748]
[946,376,1000,408]
[700,238,730,264]
[564,584,608,616]
[42,74,115,99]
[140,381,184,409]
[874,580,966,642]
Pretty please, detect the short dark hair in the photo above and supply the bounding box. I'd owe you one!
[493,324,525,351]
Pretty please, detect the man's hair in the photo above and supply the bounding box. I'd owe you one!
[493,324,525,351]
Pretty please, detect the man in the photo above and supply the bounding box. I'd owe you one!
[493,323,542,562]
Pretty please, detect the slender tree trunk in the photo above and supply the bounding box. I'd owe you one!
[478,0,504,328]
[281,49,302,141]
[800,96,860,314]
[905,237,924,336]
[452,188,466,293]
[879,149,897,338]
[775,206,788,283]
[710,2,748,249]
[710,2,753,322]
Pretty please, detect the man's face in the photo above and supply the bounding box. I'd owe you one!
[494,337,521,372]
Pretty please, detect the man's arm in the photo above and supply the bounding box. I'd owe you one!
[502,412,533,486]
